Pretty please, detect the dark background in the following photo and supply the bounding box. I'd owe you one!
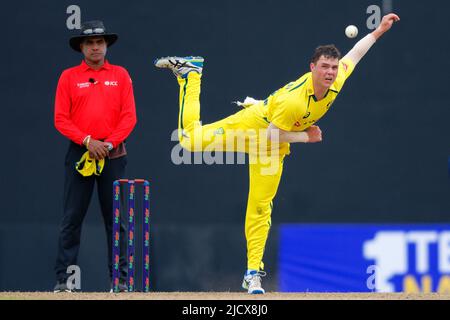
[0,0,448,292]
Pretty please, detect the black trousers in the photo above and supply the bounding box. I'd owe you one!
[54,142,128,283]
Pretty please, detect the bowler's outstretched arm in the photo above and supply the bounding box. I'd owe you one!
[344,13,400,66]
[268,13,400,144]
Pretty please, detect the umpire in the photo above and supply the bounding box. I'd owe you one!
[53,20,137,292]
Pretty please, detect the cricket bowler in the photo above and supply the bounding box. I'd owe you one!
[155,13,400,294]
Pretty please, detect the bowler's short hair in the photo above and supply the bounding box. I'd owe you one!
[311,45,341,64]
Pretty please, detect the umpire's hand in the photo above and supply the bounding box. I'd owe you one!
[87,138,109,160]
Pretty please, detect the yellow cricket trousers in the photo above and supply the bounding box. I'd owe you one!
[177,72,286,271]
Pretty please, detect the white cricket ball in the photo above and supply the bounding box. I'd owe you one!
[345,25,358,38]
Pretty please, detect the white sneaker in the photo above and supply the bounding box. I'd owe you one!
[242,270,266,294]
[154,56,204,78]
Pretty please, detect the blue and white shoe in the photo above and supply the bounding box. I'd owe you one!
[242,270,266,294]
[154,56,204,77]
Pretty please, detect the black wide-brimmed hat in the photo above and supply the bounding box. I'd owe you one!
[70,20,118,52]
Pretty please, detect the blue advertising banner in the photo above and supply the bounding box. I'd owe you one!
[278,224,450,293]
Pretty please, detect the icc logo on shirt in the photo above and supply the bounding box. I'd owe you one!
[104,81,118,86]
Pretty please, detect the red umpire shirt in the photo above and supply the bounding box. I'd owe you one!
[54,60,137,148]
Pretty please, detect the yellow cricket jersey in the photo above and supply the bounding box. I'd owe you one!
[252,57,355,132]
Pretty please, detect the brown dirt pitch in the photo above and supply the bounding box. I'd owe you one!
[0,292,448,300]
